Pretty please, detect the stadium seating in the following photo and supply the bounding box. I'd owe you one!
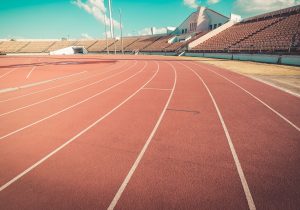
[191,18,283,51]
[19,41,54,53]
[0,41,29,53]
[75,40,98,49]
[230,14,300,52]
[142,35,173,52]
[124,36,161,52]
[87,39,116,52]
[113,37,139,52]
[190,5,300,54]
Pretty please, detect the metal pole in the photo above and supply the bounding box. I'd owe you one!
[104,14,109,54]
[108,0,114,38]
[119,9,123,54]
[112,20,116,54]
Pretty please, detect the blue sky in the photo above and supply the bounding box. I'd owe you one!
[0,0,299,39]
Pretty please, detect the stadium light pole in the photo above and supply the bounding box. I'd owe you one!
[119,8,124,54]
[112,20,117,55]
[104,14,109,54]
[108,0,114,38]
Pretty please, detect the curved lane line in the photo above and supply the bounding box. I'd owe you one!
[107,61,177,210]
[0,60,129,103]
[179,62,256,210]
[190,62,300,132]
[0,61,146,141]
[0,68,17,80]
[0,61,159,192]
[0,61,138,117]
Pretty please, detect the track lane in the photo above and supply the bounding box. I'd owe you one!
[0,55,299,209]
[21,57,117,85]
[184,61,300,209]
[0,60,144,139]
[0,61,175,210]
[112,61,251,210]
[0,58,36,89]
[0,60,154,186]
[0,60,136,115]
[190,61,300,128]
[0,58,126,100]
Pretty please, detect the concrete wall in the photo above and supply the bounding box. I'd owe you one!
[233,54,279,63]
[140,52,177,56]
[281,55,300,66]
[184,52,300,66]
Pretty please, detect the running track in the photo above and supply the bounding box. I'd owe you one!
[0,55,299,210]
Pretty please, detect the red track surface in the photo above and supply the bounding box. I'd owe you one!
[0,55,299,210]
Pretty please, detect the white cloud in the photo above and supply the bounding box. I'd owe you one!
[234,0,300,16]
[81,33,93,39]
[184,0,199,8]
[138,27,167,36]
[207,0,220,4]
[73,0,120,29]
[102,31,112,38]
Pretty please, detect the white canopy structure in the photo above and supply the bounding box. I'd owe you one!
[50,46,87,55]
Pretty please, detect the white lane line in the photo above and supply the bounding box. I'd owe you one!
[191,62,300,132]
[108,61,177,210]
[26,58,41,79]
[26,66,36,79]
[0,68,16,79]
[143,88,172,91]
[0,60,129,102]
[0,61,158,192]
[0,61,146,141]
[26,67,36,79]
[0,61,138,117]
[0,71,88,94]
[180,62,256,210]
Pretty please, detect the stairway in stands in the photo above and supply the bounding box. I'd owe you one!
[16,42,31,53]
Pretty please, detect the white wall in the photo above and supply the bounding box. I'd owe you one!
[174,6,229,35]
[50,46,87,55]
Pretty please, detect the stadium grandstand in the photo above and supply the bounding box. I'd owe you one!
[0,5,299,64]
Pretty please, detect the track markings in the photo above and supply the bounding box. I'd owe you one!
[0,68,16,79]
[108,61,176,210]
[0,61,158,193]
[143,88,172,91]
[25,58,41,79]
[0,61,138,117]
[0,60,129,102]
[191,62,300,132]
[0,71,87,94]
[0,61,146,141]
[26,66,36,79]
[179,62,256,210]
